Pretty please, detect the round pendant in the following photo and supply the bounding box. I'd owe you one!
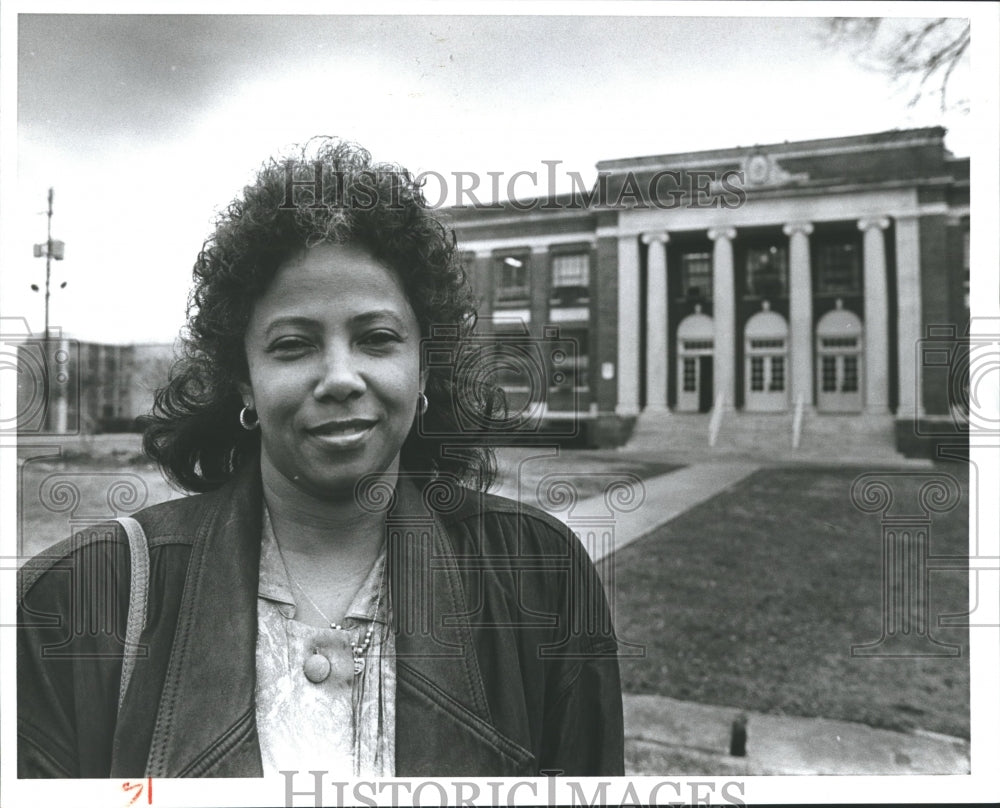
[304,653,331,683]
[353,657,365,676]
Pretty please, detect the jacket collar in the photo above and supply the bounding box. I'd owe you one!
[142,464,496,777]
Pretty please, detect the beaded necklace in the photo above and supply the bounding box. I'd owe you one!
[287,561,386,676]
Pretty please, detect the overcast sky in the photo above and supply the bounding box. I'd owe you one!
[2,7,990,344]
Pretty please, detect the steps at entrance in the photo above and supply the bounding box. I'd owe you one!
[626,410,909,463]
[627,412,714,451]
[794,413,900,459]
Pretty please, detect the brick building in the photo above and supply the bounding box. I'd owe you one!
[447,128,970,455]
[14,339,175,434]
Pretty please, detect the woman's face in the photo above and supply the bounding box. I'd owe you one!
[240,242,425,499]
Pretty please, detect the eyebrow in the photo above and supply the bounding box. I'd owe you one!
[351,309,409,329]
[262,310,410,338]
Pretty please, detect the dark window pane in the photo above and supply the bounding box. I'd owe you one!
[751,356,765,391]
[817,242,860,294]
[750,338,785,350]
[681,252,712,299]
[683,358,697,392]
[842,355,858,392]
[822,356,837,392]
[495,254,530,303]
[745,245,788,297]
[769,357,785,391]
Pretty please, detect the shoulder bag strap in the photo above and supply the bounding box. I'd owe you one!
[115,516,150,715]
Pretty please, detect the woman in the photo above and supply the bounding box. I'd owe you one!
[18,139,624,778]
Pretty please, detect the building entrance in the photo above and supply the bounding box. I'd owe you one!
[743,309,789,412]
[816,307,863,413]
[676,312,714,413]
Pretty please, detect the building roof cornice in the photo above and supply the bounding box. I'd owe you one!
[595,127,951,174]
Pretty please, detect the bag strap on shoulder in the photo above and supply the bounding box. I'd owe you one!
[115,516,150,715]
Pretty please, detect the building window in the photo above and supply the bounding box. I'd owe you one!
[750,357,765,391]
[745,245,788,297]
[769,356,785,391]
[821,337,859,349]
[683,358,697,392]
[842,355,859,392]
[494,254,530,305]
[816,242,861,294]
[821,356,837,392]
[750,338,784,350]
[550,252,590,305]
[680,252,712,300]
[552,253,589,288]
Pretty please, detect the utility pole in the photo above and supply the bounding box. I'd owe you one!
[32,187,67,432]
[45,186,53,349]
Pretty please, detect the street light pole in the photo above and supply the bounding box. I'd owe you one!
[45,187,53,348]
[31,188,66,432]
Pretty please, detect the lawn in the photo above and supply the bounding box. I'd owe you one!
[17,450,184,561]
[613,460,971,739]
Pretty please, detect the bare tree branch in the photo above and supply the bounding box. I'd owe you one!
[822,17,970,113]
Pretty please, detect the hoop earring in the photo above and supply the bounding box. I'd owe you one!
[417,392,429,416]
[239,405,259,431]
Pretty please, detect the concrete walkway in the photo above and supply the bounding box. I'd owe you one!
[568,460,762,563]
[624,693,970,775]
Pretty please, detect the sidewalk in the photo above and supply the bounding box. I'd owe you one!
[624,693,970,775]
[569,460,762,563]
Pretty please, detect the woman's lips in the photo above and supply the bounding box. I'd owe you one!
[306,419,377,448]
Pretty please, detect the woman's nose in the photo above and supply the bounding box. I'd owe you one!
[312,348,366,401]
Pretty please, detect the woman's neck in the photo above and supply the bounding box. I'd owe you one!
[260,461,392,560]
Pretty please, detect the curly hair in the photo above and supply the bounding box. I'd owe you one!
[142,138,504,493]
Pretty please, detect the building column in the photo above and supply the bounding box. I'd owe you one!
[530,244,551,338]
[858,216,891,414]
[616,234,641,416]
[708,227,737,409]
[474,248,494,317]
[641,231,669,412]
[895,214,924,419]
[784,222,814,410]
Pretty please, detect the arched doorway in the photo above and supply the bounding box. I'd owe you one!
[744,308,789,411]
[676,312,714,413]
[816,306,863,412]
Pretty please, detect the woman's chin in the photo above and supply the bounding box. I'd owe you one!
[284,460,402,507]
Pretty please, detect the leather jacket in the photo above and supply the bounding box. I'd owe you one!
[18,464,624,777]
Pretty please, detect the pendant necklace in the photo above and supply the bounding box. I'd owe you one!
[281,547,387,678]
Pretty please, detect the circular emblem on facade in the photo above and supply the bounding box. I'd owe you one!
[747,154,769,184]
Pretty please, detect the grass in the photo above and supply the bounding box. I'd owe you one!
[17,453,184,561]
[613,460,971,739]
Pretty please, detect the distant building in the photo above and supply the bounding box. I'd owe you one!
[447,127,969,456]
[14,339,176,434]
